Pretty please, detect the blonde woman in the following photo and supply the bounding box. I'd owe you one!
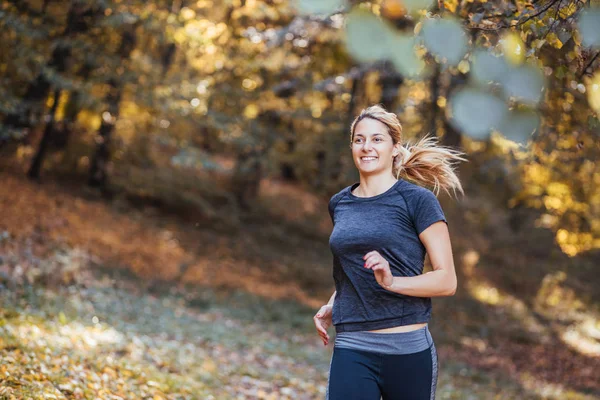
[314,104,465,399]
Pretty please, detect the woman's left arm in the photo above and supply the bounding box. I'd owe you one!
[379,221,457,297]
[366,221,457,297]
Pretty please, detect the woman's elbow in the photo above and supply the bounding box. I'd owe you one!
[446,284,457,296]
[444,272,457,296]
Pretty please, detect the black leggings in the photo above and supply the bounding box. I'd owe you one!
[327,329,438,399]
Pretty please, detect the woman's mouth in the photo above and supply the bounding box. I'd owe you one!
[360,156,378,162]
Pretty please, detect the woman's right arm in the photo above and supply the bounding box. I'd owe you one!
[326,290,336,306]
[314,291,336,346]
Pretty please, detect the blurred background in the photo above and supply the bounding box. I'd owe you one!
[0,0,599,398]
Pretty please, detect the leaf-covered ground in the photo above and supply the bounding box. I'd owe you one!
[0,273,578,400]
[0,276,329,399]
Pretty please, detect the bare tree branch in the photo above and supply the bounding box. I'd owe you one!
[580,51,600,78]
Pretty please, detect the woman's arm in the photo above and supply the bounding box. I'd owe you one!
[367,221,457,297]
[314,291,336,345]
[388,221,456,297]
[326,290,336,306]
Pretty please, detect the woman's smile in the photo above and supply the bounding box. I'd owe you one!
[360,156,378,163]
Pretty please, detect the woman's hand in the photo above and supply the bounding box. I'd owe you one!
[363,250,394,289]
[314,304,333,346]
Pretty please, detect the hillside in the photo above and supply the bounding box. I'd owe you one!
[0,168,599,399]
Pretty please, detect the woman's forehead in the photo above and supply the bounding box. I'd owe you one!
[354,118,388,136]
[355,118,387,133]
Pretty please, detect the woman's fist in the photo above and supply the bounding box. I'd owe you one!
[363,250,394,289]
[313,304,332,346]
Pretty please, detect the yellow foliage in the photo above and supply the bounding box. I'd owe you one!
[196,0,214,8]
[180,7,196,20]
[78,110,102,131]
[16,145,34,161]
[444,0,458,12]
[543,196,562,210]
[244,104,259,119]
[546,181,570,196]
[436,96,447,108]
[382,0,406,18]
[572,29,582,46]
[500,31,525,65]
[586,71,600,113]
[242,78,258,91]
[364,71,383,104]
[558,3,577,19]
[524,163,551,186]
[311,106,322,118]
[556,229,595,256]
[546,32,562,49]
[471,283,500,305]
[54,91,70,121]
[262,48,287,71]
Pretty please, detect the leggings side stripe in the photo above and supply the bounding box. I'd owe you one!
[429,342,438,400]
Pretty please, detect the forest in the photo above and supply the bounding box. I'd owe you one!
[0,0,599,398]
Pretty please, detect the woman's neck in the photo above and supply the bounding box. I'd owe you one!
[353,174,398,197]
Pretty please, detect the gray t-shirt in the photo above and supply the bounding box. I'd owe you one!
[328,178,447,333]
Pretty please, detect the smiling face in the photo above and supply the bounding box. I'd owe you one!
[351,118,400,177]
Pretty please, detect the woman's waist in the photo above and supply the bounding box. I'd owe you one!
[333,312,431,333]
[367,322,427,333]
[334,324,434,355]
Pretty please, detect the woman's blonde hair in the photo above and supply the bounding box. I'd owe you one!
[350,104,466,197]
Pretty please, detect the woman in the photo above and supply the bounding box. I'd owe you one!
[314,104,465,400]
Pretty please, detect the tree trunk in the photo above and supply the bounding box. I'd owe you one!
[88,82,121,188]
[378,62,404,111]
[280,119,296,181]
[231,148,263,210]
[27,89,62,180]
[89,26,137,188]
[64,61,93,127]
[329,70,362,184]
[161,43,177,78]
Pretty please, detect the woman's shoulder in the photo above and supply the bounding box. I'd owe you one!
[394,180,441,211]
[328,185,351,208]
[395,179,436,198]
[328,185,352,221]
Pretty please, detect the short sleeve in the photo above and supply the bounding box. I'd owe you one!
[412,189,447,235]
[328,189,347,226]
[328,195,337,225]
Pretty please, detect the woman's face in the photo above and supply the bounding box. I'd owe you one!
[351,118,399,176]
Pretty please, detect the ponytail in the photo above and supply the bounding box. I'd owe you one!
[394,134,466,197]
